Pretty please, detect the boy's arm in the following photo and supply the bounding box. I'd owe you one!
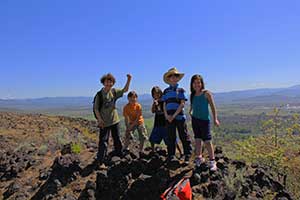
[124,117,129,128]
[126,115,137,131]
[171,100,185,121]
[206,91,220,126]
[122,74,132,93]
[123,107,129,128]
[171,89,187,121]
[164,102,173,123]
[163,102,168,119]
[133,107,142,126]
[93,95,104,128]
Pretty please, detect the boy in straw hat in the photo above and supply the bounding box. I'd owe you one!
[162,67,192,164]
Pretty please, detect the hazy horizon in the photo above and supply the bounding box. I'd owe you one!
[1,83,299,100]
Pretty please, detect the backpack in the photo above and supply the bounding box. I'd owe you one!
[93,88,117,120]
[161,177,192,200]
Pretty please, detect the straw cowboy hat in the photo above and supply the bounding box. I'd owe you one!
[163,67,185,85]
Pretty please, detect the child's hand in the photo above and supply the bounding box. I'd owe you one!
[98,119,105,129]
[214,119,220,127]
[127,74,132,80]
[129,124,135,131]
[167,115,174,123]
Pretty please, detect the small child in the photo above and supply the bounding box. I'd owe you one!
[93,73,131,168]
[123,91,148,154]
[162,68,192,164]
[149,86,183,156]
[189,74,220,171]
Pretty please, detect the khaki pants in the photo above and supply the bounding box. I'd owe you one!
[124,123,147,149]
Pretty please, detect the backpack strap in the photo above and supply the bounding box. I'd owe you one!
[94,90,103,109]
[94,88,117,110]
[93,90,103,120]
[111,88,117,109]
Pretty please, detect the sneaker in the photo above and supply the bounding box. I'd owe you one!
[176,154,184,160]
[139,151,146,158]
[194,157,205,167]
[94,154,102,163]
[129,133,134,140]
[123,147,130,152]
[209,160,217,171]
[98,163,108,170]
[168,155,177,162]
[94,160,107,170]
[184,155,191,165]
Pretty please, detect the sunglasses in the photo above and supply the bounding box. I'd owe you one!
[168,74,180,78]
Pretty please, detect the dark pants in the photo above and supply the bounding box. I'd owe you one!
[166,119,192,157]
[97,123,123,163]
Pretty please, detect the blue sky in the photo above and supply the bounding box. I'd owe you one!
[0,0,299,99]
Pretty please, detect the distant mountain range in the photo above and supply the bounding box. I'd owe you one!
[214,84,300,105]
[1,85,299,111]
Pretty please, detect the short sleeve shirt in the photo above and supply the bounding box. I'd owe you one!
[123,103,144,125]
[94,88,124,127]
[162,84,187,121]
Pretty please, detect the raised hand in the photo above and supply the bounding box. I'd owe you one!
[126,74,132,80]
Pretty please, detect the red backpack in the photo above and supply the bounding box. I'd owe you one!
[161,177,192,200]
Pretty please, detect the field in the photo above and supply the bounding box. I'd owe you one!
[1,97,300,199]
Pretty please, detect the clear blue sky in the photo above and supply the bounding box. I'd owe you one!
[1,0,299,99]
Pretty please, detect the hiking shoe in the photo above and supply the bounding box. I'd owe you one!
[98,163,108,170]
[123,147,130,152]
[94,155,102,163]
[184,155,191,165]
[129,133,134,140]
[194,157,205,167]
[168,155,177,162]
[209,160,217,171]
[139,151,146,158]
[177,154,184,160]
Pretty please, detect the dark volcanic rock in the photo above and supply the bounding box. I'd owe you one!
[31,154,82,200]
[224,190,237,200]
[3,181,21,199]
[215,146,223,154]
[0,150,36,182]
[208,181,222,198]
[78,181,96,200]
[231,160,246,170]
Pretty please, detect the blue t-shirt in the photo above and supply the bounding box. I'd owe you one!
[191,93,210,121]
[162,84,188,121]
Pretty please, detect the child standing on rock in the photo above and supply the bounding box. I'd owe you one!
[189,74,220,171]
[123,91,148,155]
[162,68,192,164]
[149,86,183,157]
[93,73,132,168]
